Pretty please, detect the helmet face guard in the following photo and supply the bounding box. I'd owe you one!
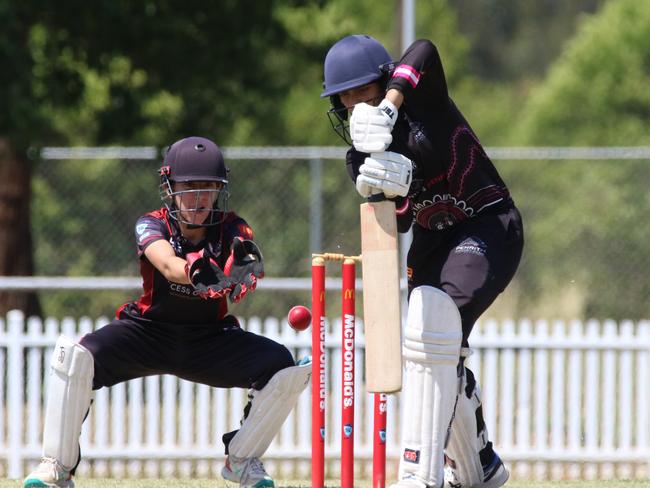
[159,177,229,227]
[327,96,352,145]
[326,90,386,145]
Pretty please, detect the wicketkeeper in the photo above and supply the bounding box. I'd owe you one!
[23,136,310,488]
[321,35,524,488]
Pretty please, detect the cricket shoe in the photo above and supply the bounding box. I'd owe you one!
[444,450,509,488]
[23,457,74,488]
[480,450,509,488]
[221,455,274,488]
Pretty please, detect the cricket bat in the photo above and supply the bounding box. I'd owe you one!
[360,199,403,393]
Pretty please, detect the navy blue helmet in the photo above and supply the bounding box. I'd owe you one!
[321,35,392,144]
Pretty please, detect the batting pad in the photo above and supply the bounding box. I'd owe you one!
[229,361,311,458]
[43,335,94,468]
[399,286,462,486]
[445,365,490,487]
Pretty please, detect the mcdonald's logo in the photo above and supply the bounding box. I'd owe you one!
[320,290,325,302]
[343,289,354,300]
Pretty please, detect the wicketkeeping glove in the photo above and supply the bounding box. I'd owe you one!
[356,151,413,198]
[224,237,265,303]
[185,249,235,300]
[350,99,398,153]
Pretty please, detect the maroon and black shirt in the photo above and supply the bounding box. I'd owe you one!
[346,39,512,233]
[116,207,254,326]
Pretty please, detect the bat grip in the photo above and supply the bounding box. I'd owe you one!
[367,193,387,203]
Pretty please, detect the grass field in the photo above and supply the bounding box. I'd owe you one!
[2,480,649,488]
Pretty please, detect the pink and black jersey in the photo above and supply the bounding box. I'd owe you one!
[346,39,512,233]
[116,207,254,325]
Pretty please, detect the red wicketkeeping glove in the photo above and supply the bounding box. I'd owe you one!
[185,248,236,300]
[224,237,265,303]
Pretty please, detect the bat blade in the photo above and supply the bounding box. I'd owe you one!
[360,200,402,393]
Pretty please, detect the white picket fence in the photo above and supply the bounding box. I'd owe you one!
[1,310,649,481]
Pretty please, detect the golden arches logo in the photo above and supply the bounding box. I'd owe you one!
[343,289,355,300]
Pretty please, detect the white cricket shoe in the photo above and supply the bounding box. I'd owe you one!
[444,451,509,488]
[479,452,509,488]
[221,455,275,488]
[23,457,74,488]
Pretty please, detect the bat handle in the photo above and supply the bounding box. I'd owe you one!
[367,193,387,203]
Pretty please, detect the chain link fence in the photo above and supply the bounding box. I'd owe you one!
[23,146,650,320]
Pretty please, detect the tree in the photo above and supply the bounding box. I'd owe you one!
[452,0,605,81]
[0,1,300,316]
[0,140,40,315]
[511,0,650,318]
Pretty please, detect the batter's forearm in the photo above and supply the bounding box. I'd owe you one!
[385,88,404,109]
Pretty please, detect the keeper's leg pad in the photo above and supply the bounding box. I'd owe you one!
[399,286,462,487]
[229,360,311,458]
[444,364,509,488]
[43,335,94,468]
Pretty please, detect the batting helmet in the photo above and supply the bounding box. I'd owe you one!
[159,136,230,227]
[321,35,392,97]
[321,35,392,144]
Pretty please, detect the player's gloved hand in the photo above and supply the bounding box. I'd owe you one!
[355,177,384,198]
[224,237,265,303]
[356,151,413,198]
[350,99,398,153]
[185,249,235,300]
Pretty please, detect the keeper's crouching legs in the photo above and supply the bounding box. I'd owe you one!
[222,359,311,488]
[24,336,94,488]
[443,358,509,488]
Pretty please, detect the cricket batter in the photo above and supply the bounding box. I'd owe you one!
[321,35,524,488]
[23,136,310,488]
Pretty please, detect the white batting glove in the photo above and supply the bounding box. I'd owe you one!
[356,151,413,198]
[350,99,398,153]
[355,177,383,198]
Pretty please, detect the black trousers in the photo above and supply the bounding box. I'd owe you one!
[407,206,524,347]
[80,316,295,391]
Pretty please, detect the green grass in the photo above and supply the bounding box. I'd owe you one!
[2,480,649,488]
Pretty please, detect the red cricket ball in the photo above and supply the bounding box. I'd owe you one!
[288,305,312,331]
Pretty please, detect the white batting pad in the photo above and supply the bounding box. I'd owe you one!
[43,335,94,468]
[399,286,462,487]
[229,361,311,458]
[445,365,496,487]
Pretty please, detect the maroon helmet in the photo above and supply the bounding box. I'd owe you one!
[159,136,229,227]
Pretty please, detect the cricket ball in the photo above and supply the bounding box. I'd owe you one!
[288,305,312,331]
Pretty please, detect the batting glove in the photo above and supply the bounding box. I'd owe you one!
[224,237,265,303]
[355,177,384,198]
[356,151,413,198]
[350,99,398,153]
[185,249,235,300]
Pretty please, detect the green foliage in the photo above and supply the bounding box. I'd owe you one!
[2,1,300,148]
[453,78,526,145]
[453,0,605,81]
[275,0,466,146]
[510,0,650,318]
[4,0,648,320]
[413,0,470,86]
[516,0,650,145]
